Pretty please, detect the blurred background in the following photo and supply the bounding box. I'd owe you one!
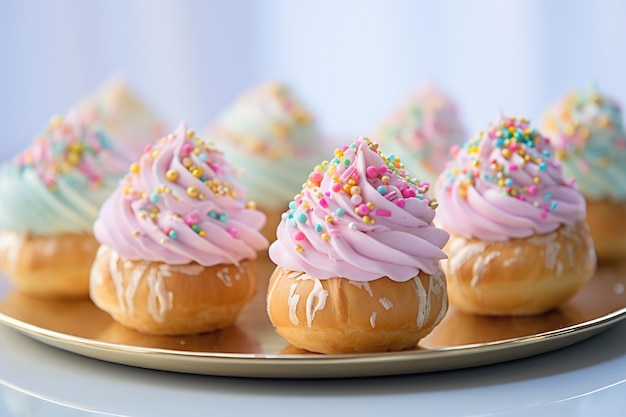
[1,0,624,160]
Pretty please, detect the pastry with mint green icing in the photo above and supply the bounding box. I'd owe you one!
[542,86,626,261]
[0,114,133,298]
[208,82,328,239]
[376,84,466,188]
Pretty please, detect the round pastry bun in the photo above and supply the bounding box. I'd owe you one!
[585,199,626,263]
[0,231,99,299]
[266,267,448,354]
[441,221,596,316]
[89,246,257,335]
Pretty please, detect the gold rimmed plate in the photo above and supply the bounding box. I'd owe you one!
[0,259,625,379]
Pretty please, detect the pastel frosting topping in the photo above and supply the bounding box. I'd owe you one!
[436,116,586,241]
[93,121,268,266]
[0,115,132,235]
[542,87,626,201]
[377,85,466,185]
[75,78,168,154]
[209,82,324,210]
[268,137,449,282]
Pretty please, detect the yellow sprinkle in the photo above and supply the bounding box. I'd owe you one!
[295,244,304,253]
[192,168,202,177]
[325,214,334,223]
[130,162,140,174]
[321,233,329,241]
[366,202,374,210]
[350,186,361,195]
[193,148,201,155]
[362,215,371,224]
[381,175,390,184]
[501,149,511,159]
[199,230,206,237]
[187,186,199,198]
[533,177,540,184]
[186,129,195,138]
[152,150,160,158]
[246,201,257,210]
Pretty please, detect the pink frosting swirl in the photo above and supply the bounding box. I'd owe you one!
[268,137,449,282]
[436,116,586,241]
[94,121,268,265]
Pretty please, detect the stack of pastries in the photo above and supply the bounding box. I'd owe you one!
[267,137,450,353]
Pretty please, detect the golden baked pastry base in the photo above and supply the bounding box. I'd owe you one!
[0,256,625,379]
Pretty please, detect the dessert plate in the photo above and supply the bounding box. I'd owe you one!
[0,259,625,379]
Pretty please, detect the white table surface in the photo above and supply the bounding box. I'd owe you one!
[0,315,625,417]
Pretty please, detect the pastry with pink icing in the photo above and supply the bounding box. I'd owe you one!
[0,114,133,299]
[74,78,168,154]
[89,121,268,335]
[266,137,449,354]
[436,116,596,316]
[376,84,466,187]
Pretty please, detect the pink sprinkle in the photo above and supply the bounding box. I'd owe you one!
[185,214,199,225]
[144,144,153,153]
[527,185,538,196]
[324,191,331,197]
[90,174,101,183]
[309,171,323,183]
[296,198,303,205]
[518,195,526,201]
[376,209,391,217]
[294,231,305,241]
[396,199,406,208]
[449,144,460,157]
[357,204,370,215]
[379,165,388,174]
[540,212,547,219]
[509,142,518,151]
[319,198,329,208]
[228,228,238,238]
[509,164,518,171]
[384,191,398,201]
[366,166,379,178]
[332,183,342,193]
[401,188,416,198]
[181,143,193,156]
[329,229,340,236]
